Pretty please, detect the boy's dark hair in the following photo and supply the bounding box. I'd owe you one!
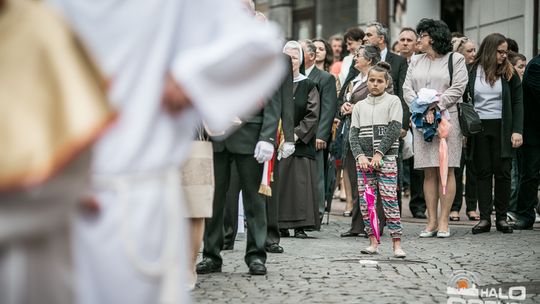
[506,37,519,53]
[343,27,365,42]
[508,51,526,66]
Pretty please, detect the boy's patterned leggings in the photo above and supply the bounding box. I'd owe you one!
[356,156,402,239]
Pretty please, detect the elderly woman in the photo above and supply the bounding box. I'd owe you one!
[467,33,523,235]
[403,19,468,238]
[339,44,392,237]
[278,41,321,238]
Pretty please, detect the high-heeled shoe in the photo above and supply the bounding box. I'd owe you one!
[495,220,513,234]
[472,220,491,234]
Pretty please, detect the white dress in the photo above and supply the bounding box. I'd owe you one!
[46,1,286,303]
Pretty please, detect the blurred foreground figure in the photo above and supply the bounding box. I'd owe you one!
[2,0,286,302]
[47,0,285,303]
[0,1,115,304]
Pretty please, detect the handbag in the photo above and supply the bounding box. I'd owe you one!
[448,52,482,137]
[181,125,214,218]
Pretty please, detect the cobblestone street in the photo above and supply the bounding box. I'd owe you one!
[192,199,540,304]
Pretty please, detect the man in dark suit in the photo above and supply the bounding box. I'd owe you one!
[197,54,294,275]
[301,40,338,217]
[513,54,540,230]
[264,55,295,253]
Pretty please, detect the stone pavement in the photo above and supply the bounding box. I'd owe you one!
[191,198,540,304]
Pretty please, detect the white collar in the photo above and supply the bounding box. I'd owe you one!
[305,64,315,77]
[293,73,308,83]
[381,47,388,62]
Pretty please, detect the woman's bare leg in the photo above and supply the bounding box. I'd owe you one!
[423,167,439,231]
[437,168,456,232]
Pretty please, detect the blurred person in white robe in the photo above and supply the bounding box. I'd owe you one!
[45,0,286,303]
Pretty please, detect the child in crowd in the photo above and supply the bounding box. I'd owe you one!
[349,62,406,258]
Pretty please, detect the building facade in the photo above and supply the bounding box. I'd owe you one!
[257,0,538,59]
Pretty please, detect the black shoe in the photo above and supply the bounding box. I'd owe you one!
[294,229,308,238]
[196,258,222,274]
[413,211,427,219]
[248,261,267,275]
[265,243,284,253]
[472,220,491,234]
[340,231,359,237]
[495,220,513,233]
[279,229,290,237]
[512,220,534,230]
[222,243,234,250]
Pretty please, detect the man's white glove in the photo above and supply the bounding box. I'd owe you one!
[280,142,295,159]
[254,141,274,163]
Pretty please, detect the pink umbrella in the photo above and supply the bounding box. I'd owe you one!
[362,171,380,243]
[438,117,452,195]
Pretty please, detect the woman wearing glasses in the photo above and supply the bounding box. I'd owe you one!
[403,19,468,238]
[467,33,523,234]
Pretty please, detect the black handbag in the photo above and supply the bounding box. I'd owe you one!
[448,53,482,137]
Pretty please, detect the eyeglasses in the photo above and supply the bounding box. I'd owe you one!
[418,33,430,40]
[497,49,508,55]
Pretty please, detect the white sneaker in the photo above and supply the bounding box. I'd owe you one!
[536,212,540,223]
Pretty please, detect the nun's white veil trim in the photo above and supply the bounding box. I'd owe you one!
[283,40,307,83]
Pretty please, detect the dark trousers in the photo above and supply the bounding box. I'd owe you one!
[515,144,540,225]
[203,151,267,266]
[408,157,426,214]
[346,149,385,234]
[266,159,281,246]
[465,156,478,210]
[451,148,478,213]
[474,119,512,222]
[223,162,241,247]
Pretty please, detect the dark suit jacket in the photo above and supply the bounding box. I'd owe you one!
[308,66,337,143]
[337,63,359,118]
[522,55,540,146]
[385,51,409,130]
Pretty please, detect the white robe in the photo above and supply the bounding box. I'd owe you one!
[45,1,286,303]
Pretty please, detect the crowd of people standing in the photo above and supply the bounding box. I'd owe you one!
[2,0,539,302]
[196,9,539,290]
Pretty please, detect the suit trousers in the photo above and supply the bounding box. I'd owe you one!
[515,144,540,225]
[203,151,267,266]
[451,149,478,213]
[223,161,240,247]
[474,119,512,222]
[316,148,330,215]
[266,159,281,246]
[408,157,426,214]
